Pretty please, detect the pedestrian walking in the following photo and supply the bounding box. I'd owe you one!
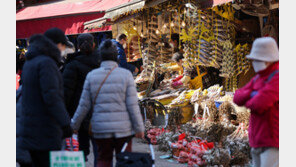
[233,37,279,167]
[112,34,139,75]
[71,39,144,167]
[62,33,100,164]
[20,32,72,167]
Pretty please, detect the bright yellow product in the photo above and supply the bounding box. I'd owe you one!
[188,66,207,90]
[203,89,208,96]
[153,94,179,105]
[185,90,196,99]
[181,105,194,124]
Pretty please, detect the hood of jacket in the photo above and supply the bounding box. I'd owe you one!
[111,39,123,50]
[65,50,100,68]
[25,34,62,64]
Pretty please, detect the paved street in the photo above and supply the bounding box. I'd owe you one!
[85,138,186,167]
[17,138,186,167]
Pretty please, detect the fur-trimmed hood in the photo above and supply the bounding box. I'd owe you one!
[25,34,62,64]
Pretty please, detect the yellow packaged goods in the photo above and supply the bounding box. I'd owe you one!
[152,93,179,105]
[169,90,195,107]
[180,105,194,124]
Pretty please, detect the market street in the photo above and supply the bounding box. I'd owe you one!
[84,138,187,167]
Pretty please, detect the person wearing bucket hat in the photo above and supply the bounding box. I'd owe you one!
[62,33,100,164]
[233,37,279,167]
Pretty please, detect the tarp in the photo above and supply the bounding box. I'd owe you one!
[16,0,132,21]
[16,0,131,39]
[16,13,111,39]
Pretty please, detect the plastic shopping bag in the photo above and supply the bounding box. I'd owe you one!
[50,135,85,167]
[65,134,79,151]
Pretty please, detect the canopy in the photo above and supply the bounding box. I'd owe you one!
[83,0,233,30]
[16,0,132,39]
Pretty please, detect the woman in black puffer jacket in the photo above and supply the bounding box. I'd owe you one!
[62,33,100,163]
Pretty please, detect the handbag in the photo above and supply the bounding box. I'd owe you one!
[88,66,117,136]
[116,136,155,167]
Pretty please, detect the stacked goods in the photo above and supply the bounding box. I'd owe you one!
[233,103,251,126]
[181,5,235,69]
[138,15,160,82]
[167,107,184,127]
[218,101,235,124]
[204,84,223,100]
[129,36,142,61]
[223,123,251,166]
[220,39,235,78]
[169,134,215,166]
[234,43,251,75]
[157,131,180,152]
[202,147,231,166]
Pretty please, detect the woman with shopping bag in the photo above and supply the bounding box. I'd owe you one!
[71,39,145,167]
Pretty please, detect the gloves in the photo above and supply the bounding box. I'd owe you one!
[250,91,258,98]
[62,125,73,139]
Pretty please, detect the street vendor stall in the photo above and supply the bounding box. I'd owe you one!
[85,0,278,166]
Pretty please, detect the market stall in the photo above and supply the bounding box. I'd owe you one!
[85,0,278,166]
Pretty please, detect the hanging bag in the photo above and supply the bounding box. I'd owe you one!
[88,66,117,136]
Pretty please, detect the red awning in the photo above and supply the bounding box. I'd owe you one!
[16,0,132,39]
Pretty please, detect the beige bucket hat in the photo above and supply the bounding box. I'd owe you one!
[246,37,279,62]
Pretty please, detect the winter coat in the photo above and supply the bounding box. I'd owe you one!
[71,61,144,139]
[111,39,136,73]
[20,34,71,150]
[16,86,32,164]
[233,62,279,148]
[63,51,100,117]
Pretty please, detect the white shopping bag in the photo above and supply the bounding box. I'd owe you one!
[50,138,85,167]
[50,151,85,167]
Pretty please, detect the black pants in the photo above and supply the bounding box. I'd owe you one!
[29,150,50,167]
[18,163,32,167]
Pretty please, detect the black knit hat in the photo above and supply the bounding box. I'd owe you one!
[99,39,118,62]
[77,33,94,47]
[44,28,72,47]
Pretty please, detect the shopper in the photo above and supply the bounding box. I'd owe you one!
[233,37,279,167]
[71,39,144,167]
[62,33,100,163]
[16,86,32,167]
[112,34,139,74]
[44,28,73,70]
[60,39,75,72]
[20,33,72,167]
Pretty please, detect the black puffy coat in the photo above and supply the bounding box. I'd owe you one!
[62,51,100,117]
[16,86,32,164]
[20,34,71,150]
